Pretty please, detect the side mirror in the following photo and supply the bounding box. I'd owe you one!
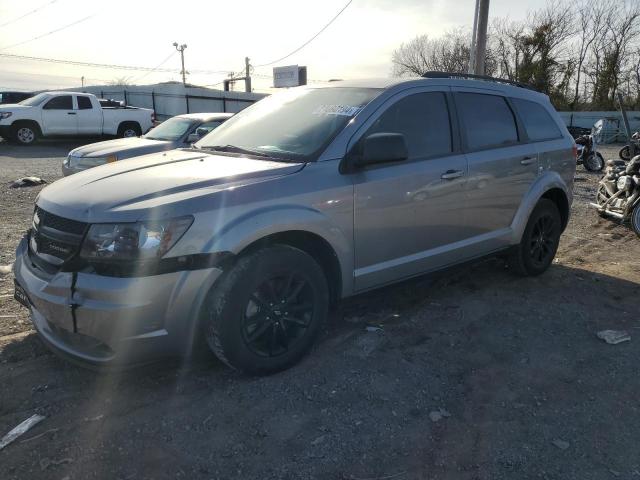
[347,132,408,172]
[186,133,200,143]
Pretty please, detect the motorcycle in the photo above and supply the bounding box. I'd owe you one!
[575,122,604,172]
[591,155,640,237]
[618,131,640,161]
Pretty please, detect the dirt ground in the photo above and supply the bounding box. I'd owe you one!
[0,140,639,480]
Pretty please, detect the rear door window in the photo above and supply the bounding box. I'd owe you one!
[366,91,452,160]
[77,96,93,109]
[511,98,562,141]
[43,96,73,110]
[456,93,518,150]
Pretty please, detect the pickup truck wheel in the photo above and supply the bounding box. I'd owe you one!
[118,122,141,138]
[12,124,38,145]
[509,199,561,276]
[204,245,329,375]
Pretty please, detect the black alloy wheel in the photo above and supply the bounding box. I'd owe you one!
[241,272,315,357]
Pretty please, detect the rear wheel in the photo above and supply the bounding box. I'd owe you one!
[509,199,562,276]
[118,122,141,138]
[619,145,631,161]
[204,245,329,375]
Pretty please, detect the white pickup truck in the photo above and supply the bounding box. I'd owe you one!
[0,91,154,145]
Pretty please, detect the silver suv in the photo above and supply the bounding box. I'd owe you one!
[13,74,575,374]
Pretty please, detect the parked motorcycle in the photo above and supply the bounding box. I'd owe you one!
[575,123,604,172]
[591,155,640,237]
[618,131,640,161]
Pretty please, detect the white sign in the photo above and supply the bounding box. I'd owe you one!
[273,65,301,88]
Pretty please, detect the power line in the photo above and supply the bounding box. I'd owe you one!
[0,15,93,51]
[253,0,353,67]
[132,51,178,82]
[0,52,234,75]
[0,0,58,28]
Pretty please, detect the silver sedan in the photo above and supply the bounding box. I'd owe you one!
[62,112,233,176]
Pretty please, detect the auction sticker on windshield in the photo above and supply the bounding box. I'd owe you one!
[313,104,364,116]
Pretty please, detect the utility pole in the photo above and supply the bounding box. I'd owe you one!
[473,0,490,75]
[173,42,188,86]
[245,57,252,93]
[81,76,84,88]
[468,0,480,74]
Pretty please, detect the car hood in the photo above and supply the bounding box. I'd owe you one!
[70,137,173,159]
[38,149,305,222]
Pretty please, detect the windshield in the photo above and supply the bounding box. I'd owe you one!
[196,87,381,161]
[145,117,195,141]
[18,93,49,106]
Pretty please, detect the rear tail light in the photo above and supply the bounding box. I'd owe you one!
[572,144,577,159]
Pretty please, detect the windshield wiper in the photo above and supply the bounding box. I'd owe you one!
[200,144,276,159]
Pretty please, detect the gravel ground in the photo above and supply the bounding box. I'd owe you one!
[0,140,639,480]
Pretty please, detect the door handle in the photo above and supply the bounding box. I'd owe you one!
[520,156,535,165]
[440,169,464,180]
[67,112,77,115]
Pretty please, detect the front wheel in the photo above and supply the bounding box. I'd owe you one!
[619,145,631,161]
[631,204,640,238]
[204,245,329,375]
[509,199,562,276]
[584,152,604,172]
[12,124,38,145]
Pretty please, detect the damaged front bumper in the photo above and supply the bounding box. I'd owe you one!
[13,236,223,367]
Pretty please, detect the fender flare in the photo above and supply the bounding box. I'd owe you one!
[188,205,353,296]
[510,171,572,244]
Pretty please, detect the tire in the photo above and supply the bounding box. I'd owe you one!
[204,245,329,375]
[619,145,631,161]
[631,204,640,238]
[11,123,39,145]
[509,199,562,276]
[117,122,141,138]
[584,152,604,172]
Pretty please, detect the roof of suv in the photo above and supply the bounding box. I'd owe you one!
[316,76,548,101]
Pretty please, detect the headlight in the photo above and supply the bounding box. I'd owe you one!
[617,175,633,192]
[0,112,12,119]
[67,154,117,169]
[80,216,193,261]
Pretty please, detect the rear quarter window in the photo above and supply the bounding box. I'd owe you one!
[455,92,518,150]
[511,97,563,141]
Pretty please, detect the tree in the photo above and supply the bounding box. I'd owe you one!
[108,76,133,86]
[391,29,496,77]
[590,1,640,109]
[570,0,607,108]
[390,0,640,111]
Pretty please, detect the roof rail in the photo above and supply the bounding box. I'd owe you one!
[421,71,535,91]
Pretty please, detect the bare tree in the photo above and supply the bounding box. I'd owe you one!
[571,0,607,108]
[594,1,640,108]
[108,76,133,86]
[390,0,640,110]
[391,29,496,77]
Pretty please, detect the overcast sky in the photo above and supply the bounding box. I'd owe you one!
[0,0,549,92]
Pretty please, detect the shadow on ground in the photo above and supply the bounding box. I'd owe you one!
[1,261,639,479]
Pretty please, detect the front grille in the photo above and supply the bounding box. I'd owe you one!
[35,206,87,235]
[30,206,88,265]
[33,231,77,259]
